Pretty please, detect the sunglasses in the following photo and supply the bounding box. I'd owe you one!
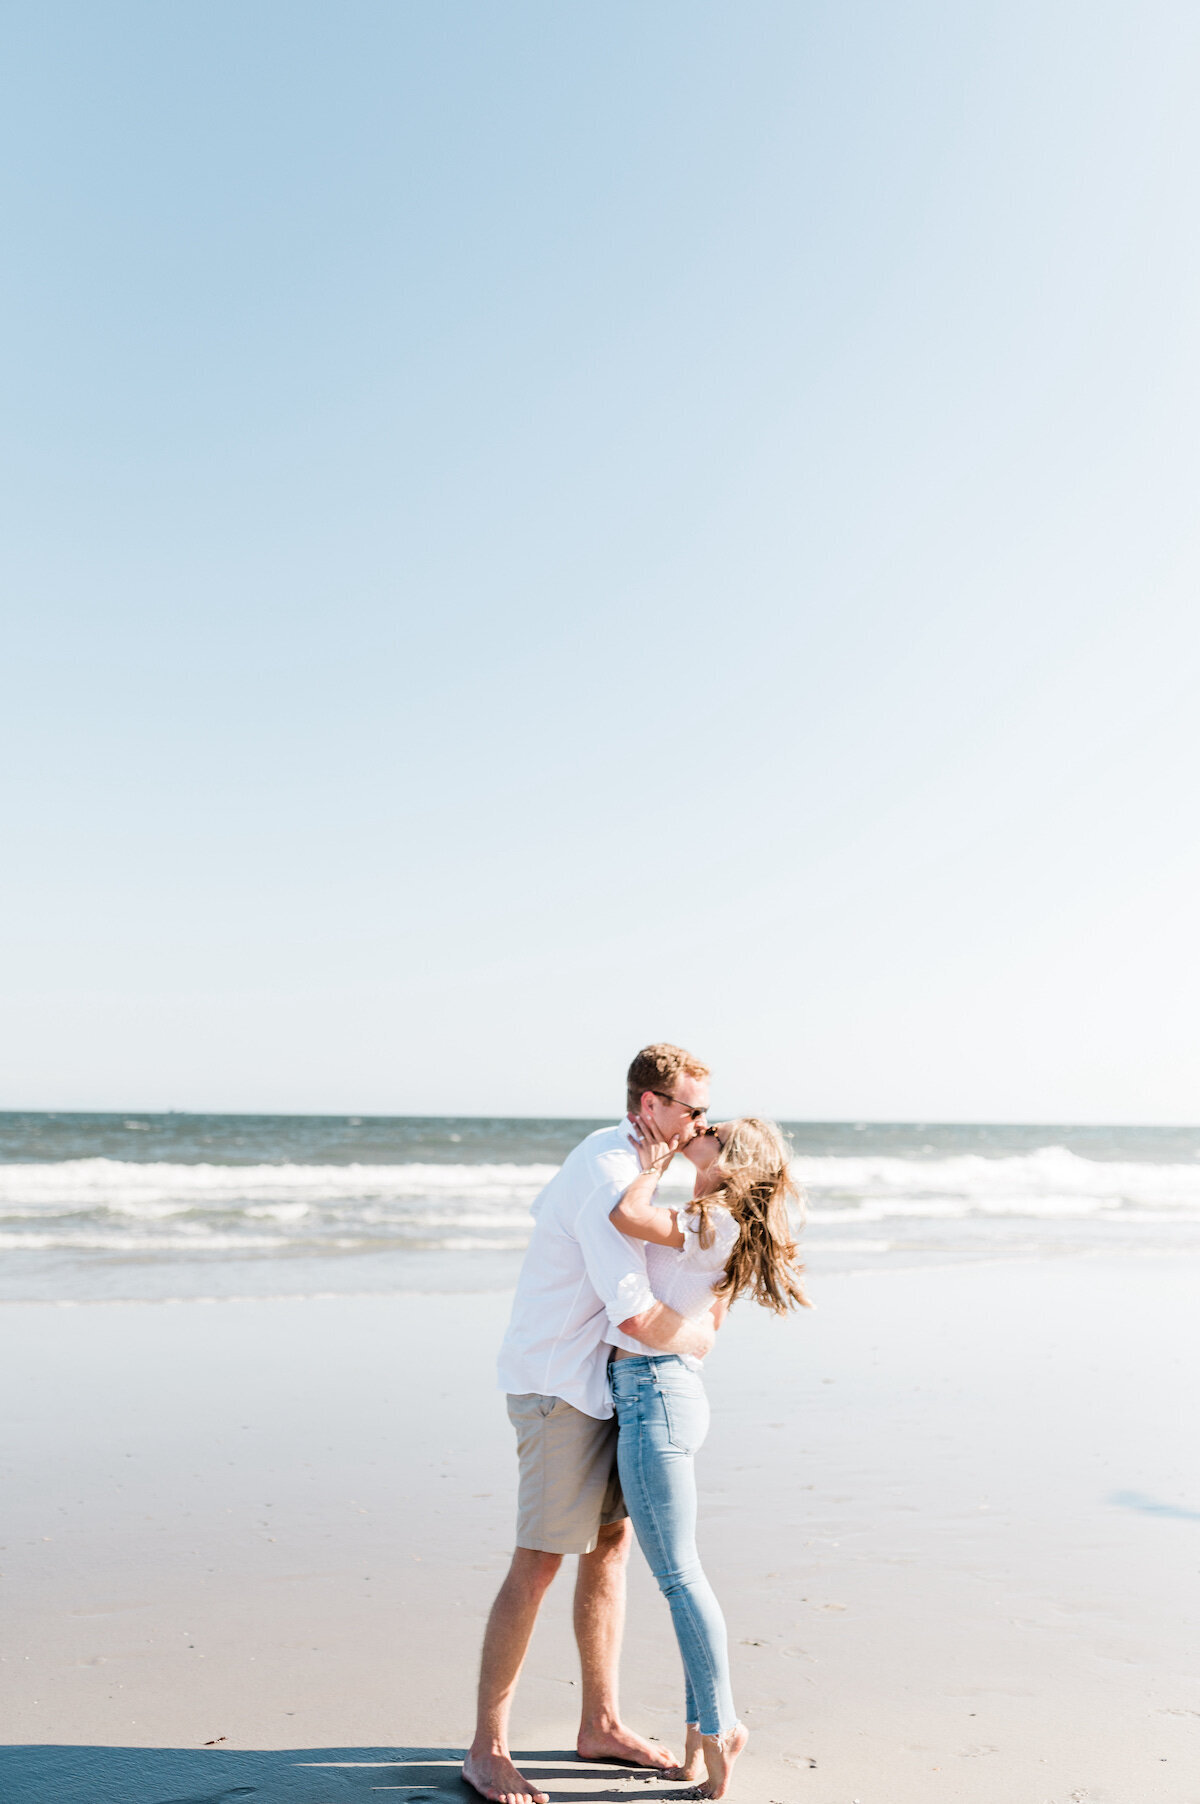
[650,1090,709,1123]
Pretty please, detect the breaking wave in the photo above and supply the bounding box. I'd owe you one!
[0,1146,1198,1264]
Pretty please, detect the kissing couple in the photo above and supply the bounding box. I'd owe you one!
[462,1043,810,1804]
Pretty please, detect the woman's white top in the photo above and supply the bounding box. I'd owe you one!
[643,1204,739,1369]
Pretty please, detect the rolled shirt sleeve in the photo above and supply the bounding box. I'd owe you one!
[575,1182,656,1328]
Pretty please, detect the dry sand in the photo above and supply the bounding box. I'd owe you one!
[1,1256,1197,1803]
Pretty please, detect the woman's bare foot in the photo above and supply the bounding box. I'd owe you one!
[696,1721,749,1799]
[669,1725,704,1783]
[461,1747,548,1804]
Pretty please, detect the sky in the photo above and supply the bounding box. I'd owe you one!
[3,1,1200,1121]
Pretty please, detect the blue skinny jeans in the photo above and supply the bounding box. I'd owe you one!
[610,1353,736,1736]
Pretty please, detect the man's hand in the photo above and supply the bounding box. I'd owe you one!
[618,1301,715,1362]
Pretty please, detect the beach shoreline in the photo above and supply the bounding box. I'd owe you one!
[6,1111,1200,1307]
[2,1256,1197,1803]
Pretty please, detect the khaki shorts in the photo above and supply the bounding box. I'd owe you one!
[506,1392,628,1555]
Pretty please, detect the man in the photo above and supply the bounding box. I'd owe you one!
[462,1043,715,1804]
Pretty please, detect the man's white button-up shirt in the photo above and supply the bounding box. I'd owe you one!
[496,1121,658,1420]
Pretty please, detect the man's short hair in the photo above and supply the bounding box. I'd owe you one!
[626,1043,710,1114]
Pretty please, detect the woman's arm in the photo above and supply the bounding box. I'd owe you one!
[609,1114,686,1248]
[610,1169,685,1248]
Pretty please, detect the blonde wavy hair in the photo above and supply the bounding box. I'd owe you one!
[687,1116,811,1314]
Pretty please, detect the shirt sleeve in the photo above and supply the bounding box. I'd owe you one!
[575,1164,656,1328]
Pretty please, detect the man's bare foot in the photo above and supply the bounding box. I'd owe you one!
[462,1748,548,1804]
[695,1722,749,1800]
[576,1723,679,1772]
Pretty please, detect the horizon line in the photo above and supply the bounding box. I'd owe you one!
[1,1107,1197,1131]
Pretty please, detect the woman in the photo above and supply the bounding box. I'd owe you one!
[608,1116,810,1800]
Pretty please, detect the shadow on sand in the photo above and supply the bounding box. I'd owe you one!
[1108,1488,1200,1522]
[0,1744,689,1804]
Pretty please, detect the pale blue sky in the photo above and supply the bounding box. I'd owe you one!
[3,2,1199,1119]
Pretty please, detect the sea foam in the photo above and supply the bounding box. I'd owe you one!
[0,1147,1198,1265]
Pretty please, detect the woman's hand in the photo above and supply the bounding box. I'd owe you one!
[632,1113,680,1176]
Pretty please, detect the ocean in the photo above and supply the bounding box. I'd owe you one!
[3,1112,1199,1304]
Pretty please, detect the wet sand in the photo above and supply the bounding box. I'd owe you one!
[1,1257,1197,1803]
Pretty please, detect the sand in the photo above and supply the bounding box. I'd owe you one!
[1,1256,1197,1804]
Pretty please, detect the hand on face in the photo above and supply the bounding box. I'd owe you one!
[631,1114,680,1174]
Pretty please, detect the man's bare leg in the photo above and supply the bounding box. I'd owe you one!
[573,1520,678,1771]
[462,1548,561,1804]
